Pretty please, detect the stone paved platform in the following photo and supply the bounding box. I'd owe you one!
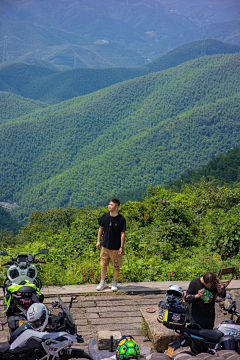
[0,292,164,352]
[0,281,239,353]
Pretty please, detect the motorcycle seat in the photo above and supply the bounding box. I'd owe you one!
[0,341,10,354]
[15,286,37,294]
[186,328,224,342]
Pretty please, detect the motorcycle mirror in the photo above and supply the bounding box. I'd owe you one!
[28,254,34,262]
[39,249,49,255]
[227,301,236,313]
[35,249,49,256]
[0,250,8,256]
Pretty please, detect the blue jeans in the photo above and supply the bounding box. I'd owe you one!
[190,314,215,329]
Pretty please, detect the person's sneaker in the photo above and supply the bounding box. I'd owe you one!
[96,280,108,291]
[111,281,118,291]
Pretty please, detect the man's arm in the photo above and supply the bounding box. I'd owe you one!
[185,280,204,303]
[96,226,103,250]
[118,232,125,254]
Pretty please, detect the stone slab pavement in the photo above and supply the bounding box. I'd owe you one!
[0,292,165,352]
[0,281,240,353]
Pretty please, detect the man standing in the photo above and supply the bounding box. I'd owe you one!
[96,198,126,291]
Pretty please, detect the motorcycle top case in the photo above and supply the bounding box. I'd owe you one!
[158,301,188,329]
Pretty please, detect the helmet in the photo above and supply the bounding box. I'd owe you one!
[27,303,48,331]
[166,284,184,305]
[116,336,140,360]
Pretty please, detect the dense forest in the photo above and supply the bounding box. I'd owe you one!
[1,53,240,219]
[166,145,240,192]
[0,207,22,238]
[1,182,239,286]
[0,92,47,125]
[0,40,239,104]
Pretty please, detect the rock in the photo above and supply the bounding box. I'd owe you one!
[97,330,122,350]
[140,307,179,352]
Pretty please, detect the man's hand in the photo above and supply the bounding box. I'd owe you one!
[195,288,205,299]
[118,246,124,255]
[96,241,101,250]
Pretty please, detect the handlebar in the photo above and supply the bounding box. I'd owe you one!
[221,301,240,317]
[1,261,14,266]
[1,260,47,267]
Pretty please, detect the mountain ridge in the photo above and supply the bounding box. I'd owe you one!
[0,39,239,104]
[0,53,240,217]
[1,0,239,67]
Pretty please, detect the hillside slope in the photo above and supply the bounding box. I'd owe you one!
[0,62,57,96]
[166,145,240,192]
[0,207,22,234]
[1,40,239,104]
[0,53,240,217]
[0,92,47,124]
[144,20,240,58]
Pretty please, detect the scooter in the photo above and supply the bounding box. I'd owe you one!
[0,249,48,333]
[165,301,240,356]
[0,296,93,360]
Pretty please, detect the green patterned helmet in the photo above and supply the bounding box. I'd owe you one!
[116,335,140,360]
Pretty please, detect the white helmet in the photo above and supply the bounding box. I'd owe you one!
[166,284,184,305]
[27,303,48,331]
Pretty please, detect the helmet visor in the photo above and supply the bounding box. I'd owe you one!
[31,309,46,329]
[167,290,182,297]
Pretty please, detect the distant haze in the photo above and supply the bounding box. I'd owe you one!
[0,0,239,67]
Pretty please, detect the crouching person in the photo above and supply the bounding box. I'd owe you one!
[186,271,226,329]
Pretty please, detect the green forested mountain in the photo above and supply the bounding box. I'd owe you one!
[145,20,240,59]
[0,40,239,104]
[0,62,57,96]
[141,39,240,73]
[166,145,240,192]
[0,207,22,234]
[0,92,47,125]
[0,53,240,218]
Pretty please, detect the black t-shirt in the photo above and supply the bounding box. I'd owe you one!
[186,277,218,317]
[98,212,126,250]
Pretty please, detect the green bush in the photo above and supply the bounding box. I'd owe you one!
[1,182,240,286]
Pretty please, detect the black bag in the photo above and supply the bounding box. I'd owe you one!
[158,300,188,329]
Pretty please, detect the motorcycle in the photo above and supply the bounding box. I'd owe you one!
[0,249,49,333]
[165,301,240,356]
[0,296,93,360]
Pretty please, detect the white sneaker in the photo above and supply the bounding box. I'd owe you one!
[111,281,118,291]
[96,280,108,291]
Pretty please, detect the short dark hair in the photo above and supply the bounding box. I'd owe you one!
[110,198,120,207]
[203,272,217,285]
